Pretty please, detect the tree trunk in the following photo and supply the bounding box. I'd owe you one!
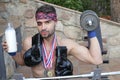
[110,0,120,22]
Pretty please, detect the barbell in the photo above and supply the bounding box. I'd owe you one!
[80,10,104,54]
[19,71,120,80]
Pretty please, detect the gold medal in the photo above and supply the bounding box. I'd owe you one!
[47,70,53,77]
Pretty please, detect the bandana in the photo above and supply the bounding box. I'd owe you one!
[36,12,57,21]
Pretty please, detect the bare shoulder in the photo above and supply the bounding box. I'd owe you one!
[60,38,81,54]
[22,36,32,51]
[61,38,78,46]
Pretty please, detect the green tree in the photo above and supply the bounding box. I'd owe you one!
[44,0,84,11]
[44,0,110,17]
[81,0,110,17]
[110,0,120,22]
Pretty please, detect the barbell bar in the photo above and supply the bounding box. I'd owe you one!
[24,71,120,80]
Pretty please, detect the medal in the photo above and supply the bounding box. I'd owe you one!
[47,70,53,77]
[44,70,54,77]
[42,34,56,77]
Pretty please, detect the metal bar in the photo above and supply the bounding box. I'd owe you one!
[24,71,120,80]
[15,27,22,52]
[0,35,7,80]
[24,73,93,80]
[15,27,22,68]
[102,71,120,76]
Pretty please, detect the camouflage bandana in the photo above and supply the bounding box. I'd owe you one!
[36,12,57,21]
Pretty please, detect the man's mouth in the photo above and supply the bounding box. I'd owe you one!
[41,31,48,35]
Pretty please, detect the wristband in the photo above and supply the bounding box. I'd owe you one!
[88,30,96,38]
[8,52,16,56]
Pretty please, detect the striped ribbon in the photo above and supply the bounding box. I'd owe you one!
[42,34,56,69]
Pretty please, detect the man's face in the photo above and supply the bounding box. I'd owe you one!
[36,19,57,38]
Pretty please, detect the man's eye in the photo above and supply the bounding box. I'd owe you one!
[37,22,42,26]
[45,21,51,24]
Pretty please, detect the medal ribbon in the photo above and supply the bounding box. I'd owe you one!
[42,34,56,69]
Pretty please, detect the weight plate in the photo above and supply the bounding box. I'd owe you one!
[80,10,99,31]
[80,10,98,21]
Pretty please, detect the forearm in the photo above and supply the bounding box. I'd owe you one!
[89,37,103,65]
[12,52,25,66]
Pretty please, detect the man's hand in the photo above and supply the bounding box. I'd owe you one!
[2,41,8,52]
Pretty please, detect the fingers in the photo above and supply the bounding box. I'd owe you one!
[2,41,8,52]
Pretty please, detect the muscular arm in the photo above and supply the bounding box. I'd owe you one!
[89,37,102,64]
[64,37,102,65]
[12,36,32,66]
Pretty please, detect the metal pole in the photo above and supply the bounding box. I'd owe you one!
[0,36,7,80]
[102,71,120,76]
[15,26,22,68]
[24,71,120,80]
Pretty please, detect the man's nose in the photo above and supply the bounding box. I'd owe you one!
[41,23,46,30]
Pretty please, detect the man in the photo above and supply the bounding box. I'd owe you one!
[2,4,102,78]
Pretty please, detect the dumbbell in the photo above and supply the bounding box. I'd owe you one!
[80,10,109,63]
[80,10,99,31]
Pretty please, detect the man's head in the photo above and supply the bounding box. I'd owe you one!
[35,4,57,21]
[35,5,57,38]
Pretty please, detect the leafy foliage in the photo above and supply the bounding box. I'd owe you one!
[43,0,110,16]
[81,0,93,10]
[44,0,84,11]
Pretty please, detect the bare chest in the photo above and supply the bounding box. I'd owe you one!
[31,55,56,77]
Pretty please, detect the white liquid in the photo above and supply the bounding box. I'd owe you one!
[5,23,17,53]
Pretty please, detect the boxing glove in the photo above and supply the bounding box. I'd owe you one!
[24,33,43,67]
[23,44,42,67]
[55,46,73,76]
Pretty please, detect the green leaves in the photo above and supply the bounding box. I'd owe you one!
[44,0,84,11]
[44,0,110,16]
